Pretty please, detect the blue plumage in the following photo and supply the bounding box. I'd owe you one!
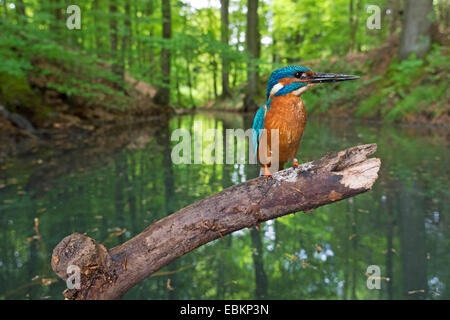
[274,81,307,97]
[254,65,311,159]
[266,66,311,99]
[252,98,272,159]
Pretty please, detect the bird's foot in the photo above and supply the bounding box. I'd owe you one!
[264,165,271,179]
[260,165,272,179]
[292,158,299,168]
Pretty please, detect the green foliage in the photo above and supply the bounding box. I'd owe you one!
[356,45,449,121]
[302,59,365,114]
[0,72,44,116]
[385,83,447,121]
[0,16,128,113]
[0,0,447,120]
[304,80,363,114]
[302,44,448,122]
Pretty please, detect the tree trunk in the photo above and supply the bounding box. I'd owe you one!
[185,52,195,107]
[51,144,380,300]
[147,1,155,75]
[175,61,182,105]
[51,0,62,32]
[387,0,403,35]
[109,1,118,54]
[15,0,25,23]
[133,2,141,70]
[398,0,434,60]
[109,1,123,86]
[244,0,260,112]
[211,57,218,99]
[220,0,231,98]
[272,34,279,64]
[2,0,7,18]
[232,19,242,88]
[93,0,102,54]
[154,0,172,106]
[348,0,361,53]
[121,1,132,70]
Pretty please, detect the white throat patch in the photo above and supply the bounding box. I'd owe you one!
[270,83,284,97]
[293,83,315,96]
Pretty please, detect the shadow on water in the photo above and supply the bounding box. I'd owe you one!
[0,111,448,300]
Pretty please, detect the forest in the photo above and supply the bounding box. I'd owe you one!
[0,0,449,302]
[0,0,448,137]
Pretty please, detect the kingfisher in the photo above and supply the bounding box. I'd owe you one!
[252,66,359,177]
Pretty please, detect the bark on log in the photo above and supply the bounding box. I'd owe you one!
[51,143,381,300]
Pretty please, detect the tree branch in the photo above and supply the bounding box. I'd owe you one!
[51,143,381,300]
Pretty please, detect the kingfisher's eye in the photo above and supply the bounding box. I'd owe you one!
[294,71,304,78]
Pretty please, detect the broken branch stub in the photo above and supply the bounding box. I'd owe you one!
[51,143,381,300]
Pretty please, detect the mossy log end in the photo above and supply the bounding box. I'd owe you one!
[51,143,381,300]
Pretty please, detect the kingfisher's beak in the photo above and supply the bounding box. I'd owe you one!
[307,72,360,83]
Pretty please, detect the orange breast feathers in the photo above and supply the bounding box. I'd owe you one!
[258,94,307,170]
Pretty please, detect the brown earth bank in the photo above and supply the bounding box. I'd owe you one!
[0,57,173,159]
[0,105,172,160]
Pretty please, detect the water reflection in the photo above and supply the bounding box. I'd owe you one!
[0,112,448,300]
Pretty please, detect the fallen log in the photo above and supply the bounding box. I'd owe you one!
[51,143,381,300]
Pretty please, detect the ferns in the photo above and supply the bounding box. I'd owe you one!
[304,45,449,122]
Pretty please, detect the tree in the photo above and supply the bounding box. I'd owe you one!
[220,0,231,98]
[15,0,26,23]
[2,0,7,18]
[348,0,361,53]
[109,0,124,85]
[210,57,219,99]
[154,0,172,105]
[50,0,62,32]
[398,0,434,60]
[386,0,403,35]
[121,1,132,70]
[244,0,260,112]
[146,0,156,73]
[93,0,102,52]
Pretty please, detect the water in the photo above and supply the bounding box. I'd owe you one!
[0,112,448,300]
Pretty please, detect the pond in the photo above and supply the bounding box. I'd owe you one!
[0,112,448,300]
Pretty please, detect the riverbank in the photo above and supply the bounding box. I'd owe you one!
[0,60,172,159]
[2,102,449,161]
[0,19,172,159]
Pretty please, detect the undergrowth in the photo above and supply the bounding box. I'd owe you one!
[303,45,449,122]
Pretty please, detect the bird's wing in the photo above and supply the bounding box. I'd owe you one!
[252,100,271,159]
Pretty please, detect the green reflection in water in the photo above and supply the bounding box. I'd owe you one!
[0,112,448,300]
